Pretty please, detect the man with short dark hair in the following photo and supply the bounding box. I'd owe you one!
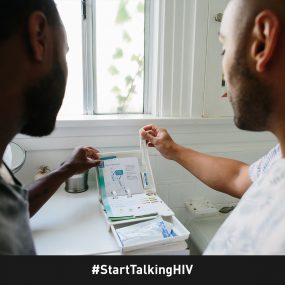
[140,0,285,254]
[0,0,100,254]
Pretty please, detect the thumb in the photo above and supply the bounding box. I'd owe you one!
[87,158,101,167]
[144,131,157,145]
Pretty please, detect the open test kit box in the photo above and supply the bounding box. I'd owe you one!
[94,142,190,254]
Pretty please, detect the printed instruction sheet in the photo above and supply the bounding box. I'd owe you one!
[100,156,144,197]
[98,156,174,220]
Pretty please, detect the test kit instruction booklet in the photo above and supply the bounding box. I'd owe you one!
[97,155,173,221]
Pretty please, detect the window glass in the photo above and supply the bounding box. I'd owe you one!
[95,0,145,114]
[55,0,84,116]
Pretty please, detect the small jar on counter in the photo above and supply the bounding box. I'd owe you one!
[65,170,89,193]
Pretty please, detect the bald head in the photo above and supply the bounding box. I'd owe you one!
[224,0,285,39]
[239,0,285,15]
[220,0,285,138]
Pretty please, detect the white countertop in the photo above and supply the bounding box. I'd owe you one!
[30,182,189,255]
[30,183,120,255]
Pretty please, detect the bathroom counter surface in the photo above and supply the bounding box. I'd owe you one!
[30,183,189,255]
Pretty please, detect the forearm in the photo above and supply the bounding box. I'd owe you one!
[171,144,251,198]
[140,124,251,197]
[27,165,74,217]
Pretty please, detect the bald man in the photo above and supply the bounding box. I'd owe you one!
[203,0,285,255]
[0,1,100,255]
[141,0,285,255]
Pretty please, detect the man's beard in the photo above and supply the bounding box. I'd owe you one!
[228,54,273,132]
[21,58,66,137]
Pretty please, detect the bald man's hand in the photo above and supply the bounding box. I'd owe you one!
[139,124,179,160]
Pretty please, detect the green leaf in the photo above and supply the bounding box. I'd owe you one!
[111,86,121,94]
[116,0,131,24]
[125,76,133,86]
[109,66,119,75]
[131,54,139,62]
[117,106,124,113]
[128,85,136,94]
[117,95,127,103]
[113,48,124,59]
[137,70,143,78]
[123,31,131,42]
[137,2,144,13]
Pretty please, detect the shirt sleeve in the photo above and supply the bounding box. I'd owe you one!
[248,144,281,182]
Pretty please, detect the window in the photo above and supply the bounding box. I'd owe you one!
[55,0,203,120]
[55,0,148,116]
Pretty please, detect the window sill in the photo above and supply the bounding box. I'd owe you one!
[55,114,234,128]
[14,114,276,152]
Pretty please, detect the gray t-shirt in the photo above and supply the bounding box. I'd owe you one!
[0,165,36,255]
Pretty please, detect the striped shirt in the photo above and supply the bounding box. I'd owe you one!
[204,144,285,255]
[249,144,281,182]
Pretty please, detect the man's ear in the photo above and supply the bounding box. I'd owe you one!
[251,10,280,72]
[27,12,49,62]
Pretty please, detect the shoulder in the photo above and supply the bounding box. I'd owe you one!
[249,144,281,182]
[0,177,27,201]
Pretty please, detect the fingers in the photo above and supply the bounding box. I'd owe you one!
[82,147,101,168]
[140,124,159,133]
[140,124,162,148]
[73,146,101,162]
[145,130,156,137]
[84,147,100,160]
[140,124,159,138]
[85,146,99,153]
[87,157,101,167]
[144,131,155,142]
